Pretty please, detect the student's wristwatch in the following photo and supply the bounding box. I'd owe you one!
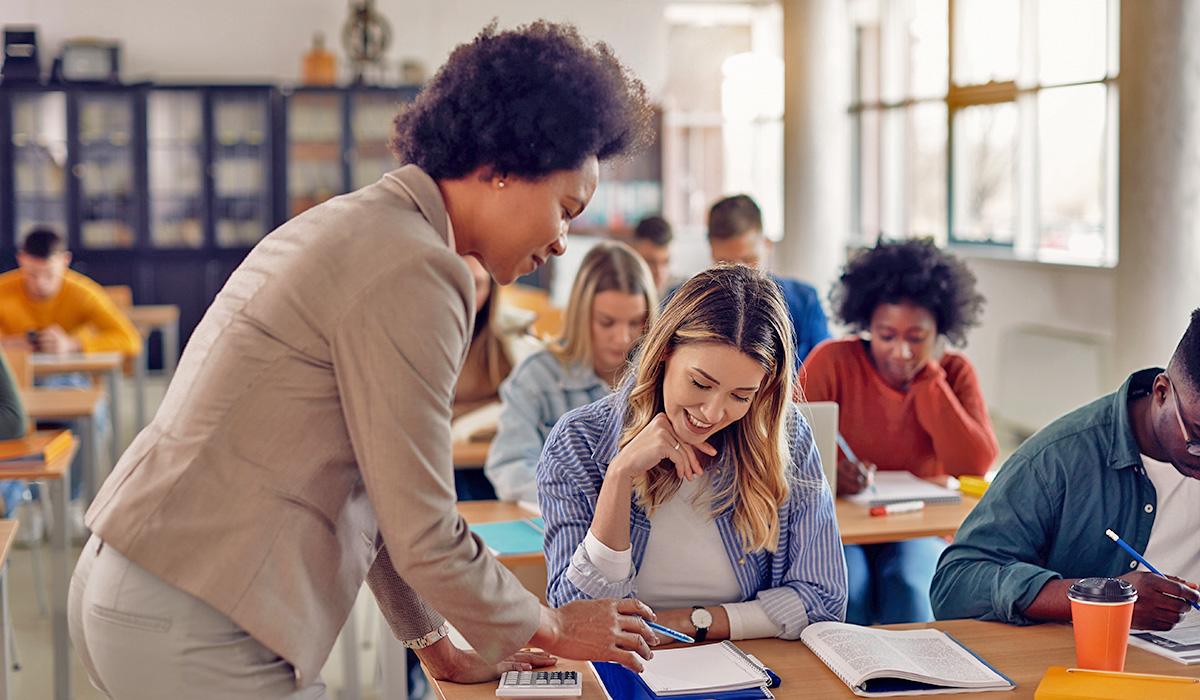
[690,606,713,643]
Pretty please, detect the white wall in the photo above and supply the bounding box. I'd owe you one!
[3,0,670,94]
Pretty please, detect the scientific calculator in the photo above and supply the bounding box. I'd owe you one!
[495,669,582,697]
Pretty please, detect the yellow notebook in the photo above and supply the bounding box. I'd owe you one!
[1034,667,1200,699]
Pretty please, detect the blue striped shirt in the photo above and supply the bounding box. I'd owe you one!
[537,387,848,639]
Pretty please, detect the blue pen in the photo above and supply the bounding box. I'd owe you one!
[837,432,875,494]
[1105,528,1200,610]
[639,618,694,644]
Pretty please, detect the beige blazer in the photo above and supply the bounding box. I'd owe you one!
[87,166,542,687]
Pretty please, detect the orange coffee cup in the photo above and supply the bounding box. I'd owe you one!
[1067,577,1137,671]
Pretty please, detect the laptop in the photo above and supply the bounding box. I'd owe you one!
[795,401,839,492]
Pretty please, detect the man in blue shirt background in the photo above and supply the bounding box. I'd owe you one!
[706,195,830,365]
[932,308,1200,631]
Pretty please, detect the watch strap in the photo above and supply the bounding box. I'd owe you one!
[401,622,450,649]
[691,606,710,643]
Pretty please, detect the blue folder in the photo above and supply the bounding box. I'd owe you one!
[468,518,545,555]
[589,661,772,700]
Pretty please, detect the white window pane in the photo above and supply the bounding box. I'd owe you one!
[905,0,949,99]
[1039,0,1108,85]
[907,103,948,240]
[1038,85,1106,258]
[857,109,883,238]
[952,0,1019,86]
[951,102,1017,243]
[856,24,882,104]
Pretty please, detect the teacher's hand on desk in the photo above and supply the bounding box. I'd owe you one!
[530,598,657,672]
[416,635,556,684]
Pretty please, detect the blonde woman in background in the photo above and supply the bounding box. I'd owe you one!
[486,241,657,502]
[539,264,846,642]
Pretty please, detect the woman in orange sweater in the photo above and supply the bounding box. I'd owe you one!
[800,238,997,626]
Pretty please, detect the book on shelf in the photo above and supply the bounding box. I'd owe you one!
[590,640,773,700]
[0,429,73,467]
[1128,609,1200,664]
[845,471,963,508]
[800,621,1015,696]
[468,517,544,556]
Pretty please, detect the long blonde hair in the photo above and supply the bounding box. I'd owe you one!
[549,241,658,370]
[621,264,796,552]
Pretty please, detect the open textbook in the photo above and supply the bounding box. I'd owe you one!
[800,622,1015,696]
[1129,609,1200,664]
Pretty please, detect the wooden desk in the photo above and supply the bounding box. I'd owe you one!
[0,519,16,700]
[31,351,124,468]
[452,440,491,470]
[432,618,1200,700]
[0,438,79,700]
[125,304,181,429]
[456,496,980,563]
[457,501,543,568]
[21,388,106,506]
[835,496,980,545]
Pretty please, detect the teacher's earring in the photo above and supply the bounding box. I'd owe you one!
[497,180,506,188]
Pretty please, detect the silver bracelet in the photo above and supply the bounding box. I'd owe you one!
[401,622,451,649]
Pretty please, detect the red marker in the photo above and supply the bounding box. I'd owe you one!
[869,500,925,517]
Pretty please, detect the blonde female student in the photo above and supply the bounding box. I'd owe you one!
[539,264,847,642]
[486,241,657,502]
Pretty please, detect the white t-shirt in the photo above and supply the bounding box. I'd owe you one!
[1139,454,1200,582]
[584,475,782,640]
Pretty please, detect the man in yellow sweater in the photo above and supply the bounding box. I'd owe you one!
[0,228,141,357]
[0,227,141,539]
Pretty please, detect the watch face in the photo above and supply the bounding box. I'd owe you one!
[690,607,714,629]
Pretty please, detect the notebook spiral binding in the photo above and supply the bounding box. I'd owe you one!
[719,641,772,684]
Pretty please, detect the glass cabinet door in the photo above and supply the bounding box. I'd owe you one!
[213,91,272,247]
[11,91,68,244]
[148,89,204,248]
[75,91,138,249]
[349,90,402,190]
[288,90,344,218]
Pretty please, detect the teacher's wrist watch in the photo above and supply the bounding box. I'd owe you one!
[401,622,450,649]
[690,606,713,643]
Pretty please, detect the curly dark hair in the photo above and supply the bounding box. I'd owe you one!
[1172,308,1200,390]
[390,20,653,180]
[830,238,985,347]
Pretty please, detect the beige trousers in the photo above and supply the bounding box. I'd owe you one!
[69,536,330,700]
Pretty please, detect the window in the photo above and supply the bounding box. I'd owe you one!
[661,2,784,260]
[850,0,1119,266]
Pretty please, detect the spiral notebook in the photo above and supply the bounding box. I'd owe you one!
[800,622,1014,696]
[845,471,963,508]
[590,640,773,699]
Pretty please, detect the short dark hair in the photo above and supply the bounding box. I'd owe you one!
[1172,308,1200,389]
[830,238,985,347]
[707,195,762,241]
[20,227,66,258]
[633,215,672,247]
[390,20,653,180]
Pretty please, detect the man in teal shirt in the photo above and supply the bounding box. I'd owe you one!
[932,309,1200,631]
